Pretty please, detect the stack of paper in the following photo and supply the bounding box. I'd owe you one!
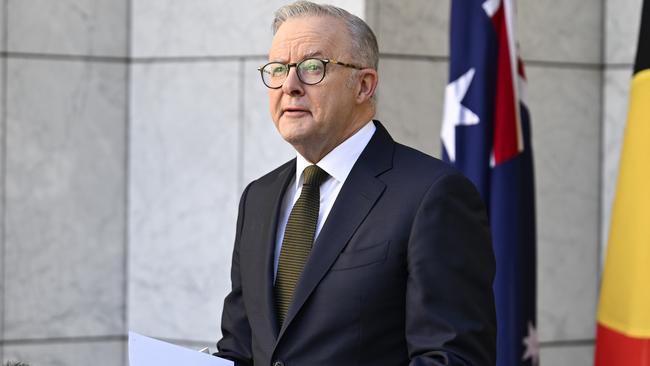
[128,331,233,366]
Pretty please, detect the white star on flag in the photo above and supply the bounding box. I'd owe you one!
[441,68,480,162]
[522,321,539,365]
[482,0,501,17]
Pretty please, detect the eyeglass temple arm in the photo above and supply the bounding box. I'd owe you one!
[326,59,364,70]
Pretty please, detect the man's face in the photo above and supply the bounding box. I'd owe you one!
[268,16,360,159]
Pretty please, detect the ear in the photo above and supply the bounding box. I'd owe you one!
[355,68,379,104]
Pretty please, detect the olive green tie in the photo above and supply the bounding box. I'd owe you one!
[275,165,329,326]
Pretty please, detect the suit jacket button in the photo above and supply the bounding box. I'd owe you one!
[272,361,284,366]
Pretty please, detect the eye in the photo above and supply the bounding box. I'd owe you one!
[266,63,287,77]
[299,59,324,74]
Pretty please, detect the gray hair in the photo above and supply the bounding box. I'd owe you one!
[272,1,379,70]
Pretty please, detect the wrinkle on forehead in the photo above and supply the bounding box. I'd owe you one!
[268,17,351,63]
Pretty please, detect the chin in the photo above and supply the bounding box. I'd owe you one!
[277,119,313,143]
[279,130,308,146]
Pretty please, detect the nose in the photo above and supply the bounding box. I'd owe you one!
[281,66,305,97]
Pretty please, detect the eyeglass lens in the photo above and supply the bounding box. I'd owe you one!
[261,58,326,88]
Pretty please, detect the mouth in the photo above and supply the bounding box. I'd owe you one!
[282,107,310,117]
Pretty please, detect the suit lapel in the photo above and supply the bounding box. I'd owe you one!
[249,160,295,341]
[275,121,395,343]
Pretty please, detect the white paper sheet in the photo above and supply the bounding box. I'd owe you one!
[128,331,233,366]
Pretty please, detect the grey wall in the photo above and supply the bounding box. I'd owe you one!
[0,0,643,365]
[603,0,643,262]
[2,0,129,364]
[0,2,4,364]
[518,2,601,363]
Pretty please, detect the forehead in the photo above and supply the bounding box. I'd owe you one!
[269,16,351,61]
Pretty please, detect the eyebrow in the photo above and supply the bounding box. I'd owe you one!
[270,50,325,63]
[302,51,324,59]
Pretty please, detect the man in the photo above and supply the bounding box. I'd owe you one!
[216,2,496,365]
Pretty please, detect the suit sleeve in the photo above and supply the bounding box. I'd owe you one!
[216,183,254,366]
[406,172,497,366]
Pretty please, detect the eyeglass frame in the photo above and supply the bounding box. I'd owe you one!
[257,58,365,89]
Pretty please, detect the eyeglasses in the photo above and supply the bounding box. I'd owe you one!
[257,58,364,89]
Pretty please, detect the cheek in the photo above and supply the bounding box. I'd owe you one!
[307,91,328,118]
[268,92,281,119]
[319,93,345,118]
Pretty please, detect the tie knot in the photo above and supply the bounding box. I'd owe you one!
[302,165,328,187]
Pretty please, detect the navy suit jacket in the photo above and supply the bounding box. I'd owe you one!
[217,121,496,366]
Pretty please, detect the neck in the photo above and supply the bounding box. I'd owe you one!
[296,117,373,163]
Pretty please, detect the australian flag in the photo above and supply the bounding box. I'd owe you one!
[441,0,538,365]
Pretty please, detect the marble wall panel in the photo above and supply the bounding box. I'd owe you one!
[0,56,4,363]
[518,0,602,64]
[4,58,127,339]
[601,68,634,261]
[242,58,294,188]
[605,0,643,65]
[367,0,449,57]
[370,0,603,63]
[374,58,447,158]
[7,0,128,57]
[130,0,365,58]
[129,61,240,343]
[1,0,5,51]
[602,0,643,264]
[525,66,601,342]
[540,344,594,366]
[3,339,125,366]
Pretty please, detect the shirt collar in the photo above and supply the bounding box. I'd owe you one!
[294,120,376,190]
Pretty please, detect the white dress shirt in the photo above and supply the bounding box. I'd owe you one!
[273,121,377,279]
